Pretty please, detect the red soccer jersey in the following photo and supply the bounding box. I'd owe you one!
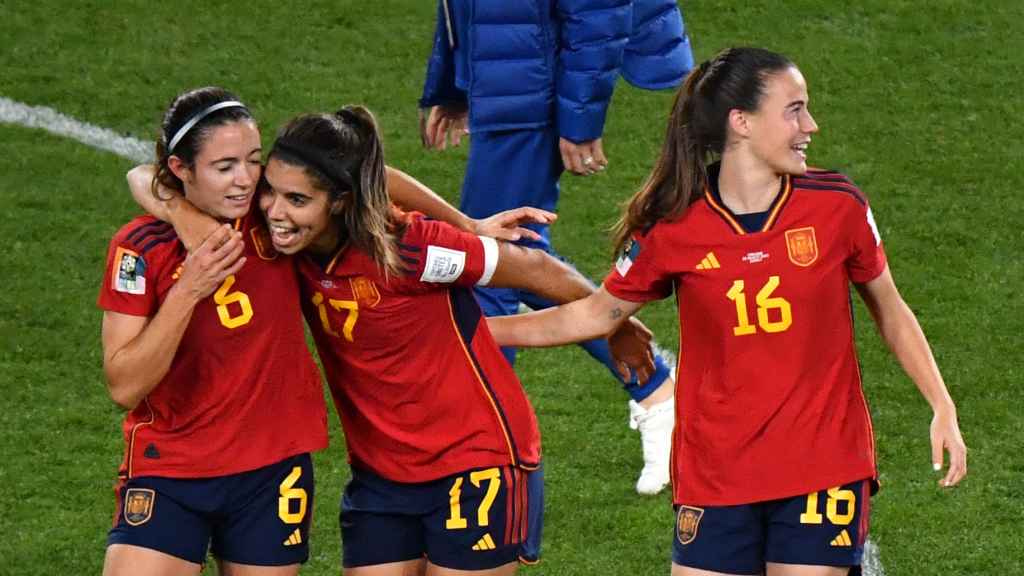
[97,210,328,479]
[297,213,541,482]
[605,169,887,506]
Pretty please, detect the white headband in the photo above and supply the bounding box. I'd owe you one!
[167,100,247,153]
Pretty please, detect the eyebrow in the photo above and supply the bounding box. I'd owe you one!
[211,147,262,164]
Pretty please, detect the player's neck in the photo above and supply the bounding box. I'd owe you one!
[718,155,782,214]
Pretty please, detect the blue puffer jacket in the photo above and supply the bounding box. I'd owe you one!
[420,0,694,143]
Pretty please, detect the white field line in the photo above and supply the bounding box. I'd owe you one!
[0,95,886,576]
[0,97,152,163]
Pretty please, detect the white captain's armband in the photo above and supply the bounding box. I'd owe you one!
[421,244,468,284]
[112,247,146,294]
[865,208,881,245]
[476,236,499,286]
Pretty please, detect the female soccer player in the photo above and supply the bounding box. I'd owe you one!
[487,47,969,576]
[128,104,652,576]
[99,87,328,575]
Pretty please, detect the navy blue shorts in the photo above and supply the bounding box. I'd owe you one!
[108,453,315,566]
[340,464,543,570]
[673,479,871,574]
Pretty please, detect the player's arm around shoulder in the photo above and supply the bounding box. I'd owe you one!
[102,226,245,410]
[855,266,968,487]
[126,164,220,251]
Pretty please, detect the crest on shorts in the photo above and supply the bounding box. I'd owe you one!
[350,276,381,308]
[123,488,155,526]
[785,227,818,267]
[676,505,704,545]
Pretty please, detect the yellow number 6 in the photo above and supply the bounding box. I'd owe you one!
[214,275,254,329]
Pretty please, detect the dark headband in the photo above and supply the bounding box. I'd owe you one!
[270,139,360,195]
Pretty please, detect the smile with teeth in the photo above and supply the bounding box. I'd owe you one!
[791,142,809,157]
[269,223,299,243]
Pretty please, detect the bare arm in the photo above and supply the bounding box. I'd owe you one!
[127,165,219,251]
[855,265,967,487]
[386,166,555,242]
[102,226,245,410]
[486,286,643,349]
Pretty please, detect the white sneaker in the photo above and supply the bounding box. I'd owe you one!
[629,397,674,495]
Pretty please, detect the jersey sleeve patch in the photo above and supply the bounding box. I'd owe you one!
[420,244,467,284]
[112,247,147,295]
[615,238,642,277]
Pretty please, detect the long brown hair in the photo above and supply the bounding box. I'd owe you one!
[612,47,794,252]
[269,106,402,277]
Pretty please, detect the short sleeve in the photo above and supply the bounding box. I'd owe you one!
[403,216,493,288]
[846,202,888,284]
[602,227,674,302]
[97,238,159,317]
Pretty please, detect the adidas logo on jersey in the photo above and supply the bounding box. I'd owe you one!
[283,528,303,546]
[830,529,852,547]
[695,252,721,270]
[472,533,497,551]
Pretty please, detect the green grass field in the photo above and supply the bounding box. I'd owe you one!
[2,1,1022,574]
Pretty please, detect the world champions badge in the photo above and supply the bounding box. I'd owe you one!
[785,227,818,267]
[676,505,704,545]
[123,488,155,526]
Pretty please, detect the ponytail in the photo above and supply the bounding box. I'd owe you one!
[612,47,794,253]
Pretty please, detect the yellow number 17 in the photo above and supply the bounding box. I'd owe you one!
[312,292,358,342]
[446,468,502,529]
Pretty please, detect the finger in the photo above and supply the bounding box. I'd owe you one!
[424,110,442,149]
[434,117,450,150]
[196,225,232,254]
[592,140,608,169]
[569,151,587,175]
[221,255,247,279]
[559,147,575,175]
[512,227,541,242]
[508,206,557,226]
[614,361,630,382]
[452,125,464,147]
[931,434,944,474]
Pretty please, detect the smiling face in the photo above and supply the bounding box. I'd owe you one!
[740,66,819,175]
[170,120,262,220]
[260,157,343,256]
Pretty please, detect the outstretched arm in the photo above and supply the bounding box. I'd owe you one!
[855,265,967,487]
[484,244,655,381]
[387,166,556,242]
[487,284,643,349]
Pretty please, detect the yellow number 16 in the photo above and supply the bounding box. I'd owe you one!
[726,275,792,336]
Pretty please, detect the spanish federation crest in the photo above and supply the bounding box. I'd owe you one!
[676,505,704,545]
[785,227,818,267]
[350,276,381,308]
[123,488,155,526]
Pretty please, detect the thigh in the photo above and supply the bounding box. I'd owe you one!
[672,503,765,575]
[107,477,212,565]
[764,479,871,569]
[424,466,542,571]
[211,453,315,568]
[103,543,202,576]
[340,468,428,568]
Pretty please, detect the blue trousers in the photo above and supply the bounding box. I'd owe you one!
[461,127,670,401]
